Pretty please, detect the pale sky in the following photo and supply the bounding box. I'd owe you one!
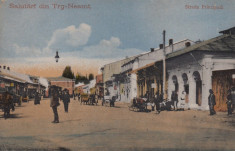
[0,0,234,77]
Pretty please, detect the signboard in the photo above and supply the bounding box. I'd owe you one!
[151,83,156,88]
[0,83,5,88]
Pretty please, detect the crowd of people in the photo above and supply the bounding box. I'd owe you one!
[3,84,234,123]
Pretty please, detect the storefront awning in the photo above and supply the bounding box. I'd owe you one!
[129,62,156,74]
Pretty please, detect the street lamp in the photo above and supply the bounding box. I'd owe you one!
[55,51,60,63]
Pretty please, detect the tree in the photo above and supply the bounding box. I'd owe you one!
[75,73,89,84]
[62,66,74,79]
[89,73,94,81]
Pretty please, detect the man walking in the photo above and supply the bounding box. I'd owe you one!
[208,89,216,115]
[50,89,60,123]
[171,91,178,111]
[62,89,70,113]
[34,90,41,105]
[155,92,161,114]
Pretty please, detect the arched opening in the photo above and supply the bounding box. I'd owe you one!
[172,75,179,93]
[182,73,189,103]
[193,71,202,106]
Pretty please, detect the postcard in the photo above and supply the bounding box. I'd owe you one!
[0,0,235,151]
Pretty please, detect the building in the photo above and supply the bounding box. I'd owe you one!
[121,39,194,102]
[47,76,75,96]
[101,55,140,100]
[166,27,235,111]
[95,74,104,99]
[0,66,47,98]
[129,27,235,111]
[74,82,85,95]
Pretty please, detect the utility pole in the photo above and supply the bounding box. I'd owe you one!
[162,30,166,100]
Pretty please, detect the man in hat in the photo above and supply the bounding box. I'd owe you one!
[155,92,162,114]
[34,90,41,105]
[171,91,178,111]
[62,89,70,112]
[50,88,60,123]
[208,89,216,115]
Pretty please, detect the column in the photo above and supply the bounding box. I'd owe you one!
[201,67,212,110]
[188,73,197,109]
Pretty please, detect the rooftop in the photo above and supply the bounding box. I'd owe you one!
[166,34,235,59]
[219,26,235,35]
[0,68,33,84]
[47,76,75,82]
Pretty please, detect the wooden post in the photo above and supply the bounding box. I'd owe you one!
[163,30,166,100]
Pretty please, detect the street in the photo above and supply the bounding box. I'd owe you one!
[0,98,235,151]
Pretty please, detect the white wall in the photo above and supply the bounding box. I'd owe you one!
[167,53,235,110]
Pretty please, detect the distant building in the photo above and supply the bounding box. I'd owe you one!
[74,82,85,95]
[47,76,75,95]
[101,55,139,100]
[0,67,46,98]
[95,74,103,98]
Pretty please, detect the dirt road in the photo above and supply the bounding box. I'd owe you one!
[0,98,235,151]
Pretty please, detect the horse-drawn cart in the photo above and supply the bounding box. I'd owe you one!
[102,95,116,107]
[129,98,148,112]
[80,92,97,105]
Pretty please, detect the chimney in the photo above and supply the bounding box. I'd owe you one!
[7,67,10,70]
[169,39,174,52]
[3,66,6,69]
[169,39,173,45]
[150,48,154,52]
[185,42,191,47]
[159,44,163,49]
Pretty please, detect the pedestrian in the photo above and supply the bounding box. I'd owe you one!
[73,90,76,100]
[171,91,178,111]
[78,93,81,102]
[226,89,232,116]
[155,91,161,114]
[208,89,216,115]
[50,89,60,123]
[34,91,41,105]
[179,91,186,110]
[231,86,235,113]
[2,91,15,119]
[151,99,155,111]
[62,89,70,113]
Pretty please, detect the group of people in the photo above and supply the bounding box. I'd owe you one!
[50,87,71,124]
[208,88,235,116]
[141,87,235,116]
[0,91,15,119]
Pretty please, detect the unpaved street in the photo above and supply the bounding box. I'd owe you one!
[0,98,235,151]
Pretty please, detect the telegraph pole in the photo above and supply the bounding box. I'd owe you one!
[162,30,166,100]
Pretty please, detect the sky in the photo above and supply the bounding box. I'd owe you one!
[0,0,234,77]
